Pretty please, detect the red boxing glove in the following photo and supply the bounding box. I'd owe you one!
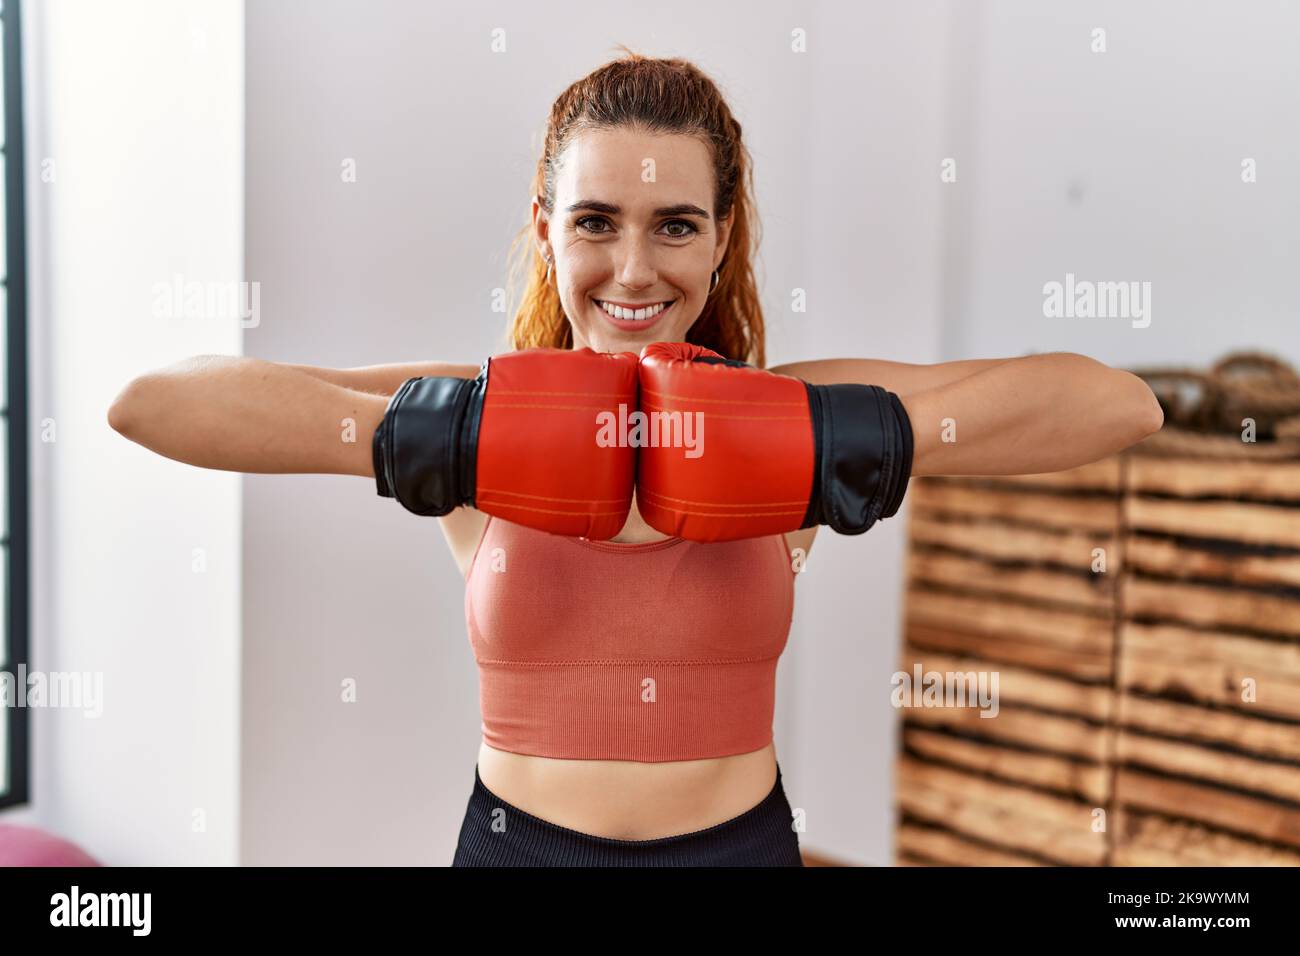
[636,342,913,542]
[373,347,638,540]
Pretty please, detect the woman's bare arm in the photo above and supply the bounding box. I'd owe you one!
[108,355,395,476]
[777,351,1161,476]
[897,352,1163,476]
[109,355,492,576]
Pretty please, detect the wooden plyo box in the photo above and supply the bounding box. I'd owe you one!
[895,456,1300,866]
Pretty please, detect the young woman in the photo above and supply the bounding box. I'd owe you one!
[108,52,1163,866]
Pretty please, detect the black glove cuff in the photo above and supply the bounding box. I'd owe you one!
[803,382,914,534]
[880,390,914,518]
[372,370,486,516]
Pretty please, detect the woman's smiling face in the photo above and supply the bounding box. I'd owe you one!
[533,127,732,354]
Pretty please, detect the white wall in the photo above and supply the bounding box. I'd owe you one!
[13,0,243,864]
[940,0,1300,368]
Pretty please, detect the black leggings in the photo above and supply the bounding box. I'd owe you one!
[452,763,804,867]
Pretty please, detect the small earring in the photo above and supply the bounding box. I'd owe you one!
[545,256,554,286]
[707,268,720,296]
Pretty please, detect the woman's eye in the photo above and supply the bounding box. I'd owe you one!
[575,216,697,237]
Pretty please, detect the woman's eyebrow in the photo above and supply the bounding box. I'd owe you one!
[566,200,711,219]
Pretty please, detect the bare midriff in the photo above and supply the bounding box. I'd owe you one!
[476,740,779,840]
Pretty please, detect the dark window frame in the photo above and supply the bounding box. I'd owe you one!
[1,0,30,810]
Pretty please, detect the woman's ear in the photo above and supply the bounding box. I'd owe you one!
[531,194,551,260]
[714,208,734,269]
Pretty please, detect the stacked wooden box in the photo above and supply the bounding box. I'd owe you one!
[895,455,1300,866]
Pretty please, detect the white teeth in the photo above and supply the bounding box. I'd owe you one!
[597,300,670,321]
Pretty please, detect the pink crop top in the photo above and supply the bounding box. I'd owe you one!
[464,515,797,762]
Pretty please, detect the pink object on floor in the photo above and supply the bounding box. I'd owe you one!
[0,824,101,866]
